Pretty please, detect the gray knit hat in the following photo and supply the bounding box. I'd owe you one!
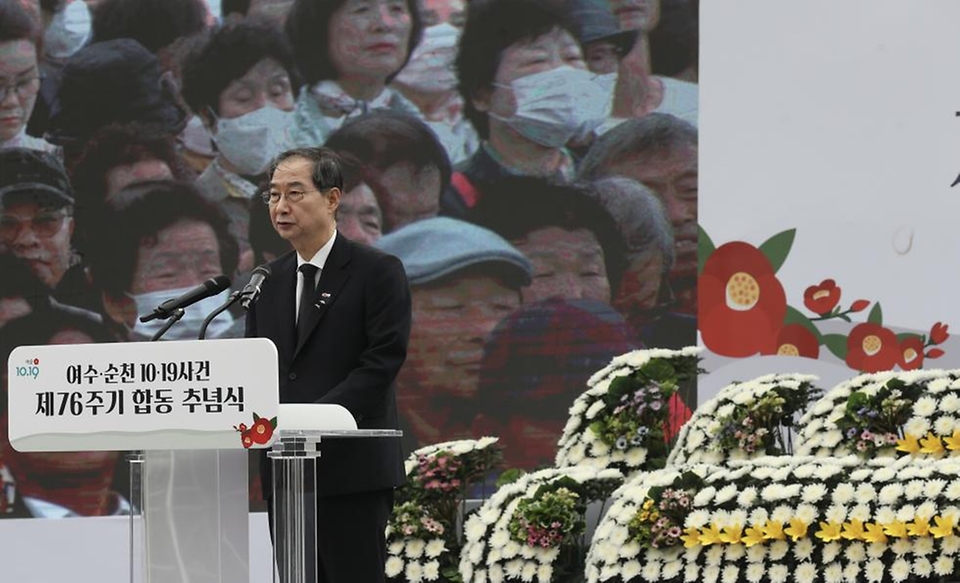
[375,217,532,286]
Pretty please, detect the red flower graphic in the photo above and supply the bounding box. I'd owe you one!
[849,300,870,313]
[762,324,819,358]
[803,279,841,315]
[699,242,788,357]
[846,323,899,372]
[251,418,274,444]
[899,337,925,370]
[931,322,950,345]
[241,431,254,449]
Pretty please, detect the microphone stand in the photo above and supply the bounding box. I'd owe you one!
[150,308,185,341]
[198,290,242,340]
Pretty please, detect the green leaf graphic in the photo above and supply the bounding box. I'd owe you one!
[868,303,883,325]
[784,305,822,342]
[758,229,796,273]
[822,333,848,360]
[698,225,715,276]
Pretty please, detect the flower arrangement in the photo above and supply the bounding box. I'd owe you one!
[586,455,960,583]
[555,348,700,476]
[386,438,503,583]
[459,467,623,583]
[796,370,960,458]
[667,373,821,466]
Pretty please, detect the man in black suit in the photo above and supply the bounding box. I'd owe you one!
[246,147,411,582]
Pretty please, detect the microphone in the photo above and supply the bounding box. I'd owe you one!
[139,275,232,323]
[239,264,272,310]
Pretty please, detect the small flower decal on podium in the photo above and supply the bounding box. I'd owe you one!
[234,413,277,448]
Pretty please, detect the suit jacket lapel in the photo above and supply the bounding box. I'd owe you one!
[293,235,353,360]
[275,253,298,360]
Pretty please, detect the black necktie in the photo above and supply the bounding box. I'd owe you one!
[297,264,319,342]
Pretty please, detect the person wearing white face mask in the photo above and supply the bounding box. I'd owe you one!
[440,0,613,219]
[180,20,300,272]
[85,180,240,342]
[392,21,478,164]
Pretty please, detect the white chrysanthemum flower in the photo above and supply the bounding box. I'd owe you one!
[618,541,640,559]
[704,546,724,567]
[831,482,855,505]
[914,396,938,417]
[865,559,885,582]
[422,560,441,581]
[715,484,738,504]
[468,542,483,564]
[896,504,916,522]
[771,506,793,524]
[625,448,647,466]
[943,393,960,413]
[891,538,913,557]
[820,430,843,448]
[914,536,935,557]
[501,541,520,559]
[943,535,960,555]
[388,540,405,555]
[488,564,504,583]
[684,564,699,583]
[503,558,523,579]
[745,544,766,564]
[536,563,552,582]
[686,509,711,529]
[720,565,739,583]
[875,506,896,524]
[866,541,887,559]
[849,505,872,522]
[385,556,404,578]
[801,483,827,503]
[519,561,537,582]
[903,480,925,500]
[405,562,423,583]
[590,441,610,457]
[748,507,769,526]
[905,417,931,437]
[768,541,789,561]
[846,542,866,563]
[702,566,721,583]
[924,479,948,498]
[879,483,904,505]
[585,401,605,419]
[795,562,816,582]
[735,487,758,508]
[686,430,705,450]
[820,542,841,564]
[768,564,789,583]
[694,486,716,506]
[641,560,661,582]
[465,520,486,543]
[724,544,746,563]
[795,504,818,524]
[856,483,877,502]
[814,464,843,480]
[913,557,933,578]
[423,539,445,559]
[935,556,955,576]
[916,501,937,520]
[661,560,682,581]
[825,504,847,523]
[936,416,956,436]
[890,558,911,582]
[751,466,773,480]
[405,539,426,559]
[794,538,814,561]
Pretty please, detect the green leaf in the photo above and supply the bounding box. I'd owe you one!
[698,225,715,276]
[822,333,848,360]
[253,412,260,421]
[896,333,922,342]
[784,305,822,342]
[496,468,526,488]
[270,416,277,429]
[758,229,796,273]
[868,302,883,325]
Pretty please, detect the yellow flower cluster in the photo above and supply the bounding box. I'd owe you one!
[896,431,960,455]
[681,515,958,549]
[638,499,658,522]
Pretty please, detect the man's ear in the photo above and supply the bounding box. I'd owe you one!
[471,85,493,113]
[101,291,137,329]
[327,187,341,214]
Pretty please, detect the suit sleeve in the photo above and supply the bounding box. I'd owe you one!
[315,254,412,420]
[244,299,258,338]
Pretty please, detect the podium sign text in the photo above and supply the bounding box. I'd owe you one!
[6,338,279,452]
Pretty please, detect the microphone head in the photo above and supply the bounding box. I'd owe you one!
[252,264,272,279]
[208,274,232,292]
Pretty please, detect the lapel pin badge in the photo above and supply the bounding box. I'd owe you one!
[315,292,332,308]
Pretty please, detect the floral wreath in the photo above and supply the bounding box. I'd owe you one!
[459,467,622,583]
[795,370,960,459]
[667,373,821,467]
[555,348,700,477]
[587,455,960,583]
[385,437,502,583]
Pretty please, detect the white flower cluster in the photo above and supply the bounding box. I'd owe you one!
[586,454,960,583]
[667,373,819,466]
[555,347,700,474]
[385,537,449,582]
[460,467,622,583]
[403,436,500,475]
[796,370,958,457]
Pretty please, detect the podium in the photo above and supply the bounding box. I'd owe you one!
[5,338,280,583]
[269,404,401,583]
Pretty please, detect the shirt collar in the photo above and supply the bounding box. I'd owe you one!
[297,229,337,272]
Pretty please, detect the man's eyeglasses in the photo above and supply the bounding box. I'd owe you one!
[0,76,42,102]
[260,189,326,205]
[0,211,70,240]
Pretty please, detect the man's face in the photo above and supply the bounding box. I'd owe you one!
[0,40,40,143]
[514,226,610,304]
[105,159,174,198]
[606,145,698,281]
[130,219,223,294]
[399,271,520,443]
[0,296,31,327]
[216,58,295,120]
[610,0,661,33]
[478,27,585,132]
[0,201,74,288]
[377,163,440,231]
[269,156,339,255]
[337,181,382,245]
[328,0,412,83]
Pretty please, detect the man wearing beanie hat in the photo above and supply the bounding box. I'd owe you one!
[376,217,532,451]
[0,147,78,294]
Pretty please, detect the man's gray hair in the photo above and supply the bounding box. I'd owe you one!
[579,113,698,181]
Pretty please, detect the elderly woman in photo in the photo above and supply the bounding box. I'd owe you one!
[285,0,423,146]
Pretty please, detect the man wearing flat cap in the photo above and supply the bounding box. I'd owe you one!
[0,147,82,302]
[376,216,532,451]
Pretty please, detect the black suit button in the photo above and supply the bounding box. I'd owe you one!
[288,372,297,381]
